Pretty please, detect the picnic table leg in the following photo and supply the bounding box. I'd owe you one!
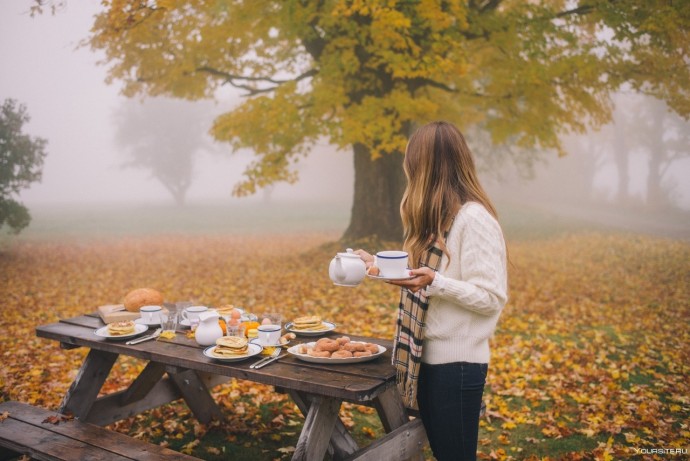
[119,361,167,405]
[372,386,409,432]
[367,386,427,461]
[59,349,118,420]
[168,369,223,424]
[292,395,341,461]
[343,418,427,461]
[289,390,359,460]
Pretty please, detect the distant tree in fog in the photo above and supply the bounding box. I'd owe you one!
[628,98,690,209]
[113,97,216,206]
[0,99,47,234]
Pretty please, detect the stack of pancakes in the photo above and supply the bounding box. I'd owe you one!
[215,305,236,317]
[212,336,249,357]
[108,320,135,336]
[292,315,324,331]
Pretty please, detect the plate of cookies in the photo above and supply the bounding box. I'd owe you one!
[94,321,148,340]
[287,336,386,364]
[285,316,336,336]
[203,336,263,362]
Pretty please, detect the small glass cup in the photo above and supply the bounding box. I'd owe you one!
[162,310,179,337]
[226,322,245,338]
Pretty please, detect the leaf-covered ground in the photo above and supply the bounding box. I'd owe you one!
[0,231,688,460]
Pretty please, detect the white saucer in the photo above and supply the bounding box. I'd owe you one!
[250,338,290,348]
[366,273,415,281]
[135,318,163,327]
[180,319,193,328]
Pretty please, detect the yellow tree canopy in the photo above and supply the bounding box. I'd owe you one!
[83,0,689,238]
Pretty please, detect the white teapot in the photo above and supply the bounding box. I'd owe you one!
[195,310,223,346]
[329,248,366,287]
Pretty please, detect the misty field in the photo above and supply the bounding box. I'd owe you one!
[0,204,688,460]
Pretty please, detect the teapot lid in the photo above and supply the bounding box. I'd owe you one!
[337,248,360,258]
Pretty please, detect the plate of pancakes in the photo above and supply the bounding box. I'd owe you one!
[285,315,336,336]
[95,321,148,340]
[203,336,263,362]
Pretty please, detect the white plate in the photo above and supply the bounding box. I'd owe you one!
[135,318,163,327]
[214,308,257,323]
[287,342,386,364]
[203,343,263,362]
[213,307,244,316]
[285,321,336,337]
[366,274,415,281]
[249,338,290,348]
[94,324,148,340]
[179,319,193,328]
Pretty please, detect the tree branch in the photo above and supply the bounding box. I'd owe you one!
[480,0,503,13]
[411,78,458,93]
[195,67,318,95]
[555,5,595,18]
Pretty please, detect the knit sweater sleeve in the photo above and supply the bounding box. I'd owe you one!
[426,204,508,316]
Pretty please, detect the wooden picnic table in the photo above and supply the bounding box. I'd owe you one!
[35,309,427,461]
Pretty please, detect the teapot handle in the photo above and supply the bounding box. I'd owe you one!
[334,254,345,281]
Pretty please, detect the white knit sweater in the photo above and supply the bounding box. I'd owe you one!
[422,202,507,365]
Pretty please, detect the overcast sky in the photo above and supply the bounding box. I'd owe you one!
[0,0,354,206]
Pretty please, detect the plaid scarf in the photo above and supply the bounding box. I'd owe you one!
[393,231,448,409]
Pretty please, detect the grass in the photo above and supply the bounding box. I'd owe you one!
[1,198,614,244]
[2,200,351,241]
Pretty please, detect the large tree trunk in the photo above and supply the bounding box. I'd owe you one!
[343,143,406,242]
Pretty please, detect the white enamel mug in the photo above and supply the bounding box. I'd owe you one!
[140,305,164,325]
[375,251,409,278]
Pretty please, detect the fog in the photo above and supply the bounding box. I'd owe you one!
[1,1,688,238]
[0,0,353,208]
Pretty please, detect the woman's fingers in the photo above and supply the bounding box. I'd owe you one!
[353,249,374,266]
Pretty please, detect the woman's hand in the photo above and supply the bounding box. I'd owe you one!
[353,249,375,268]
[387,267,436,293]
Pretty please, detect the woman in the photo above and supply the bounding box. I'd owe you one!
[356,121,507,461]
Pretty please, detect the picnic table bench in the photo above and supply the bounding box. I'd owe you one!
[34,310,428,460]
[0,400,202,461]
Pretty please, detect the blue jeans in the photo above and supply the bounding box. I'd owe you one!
[417,361,488,461]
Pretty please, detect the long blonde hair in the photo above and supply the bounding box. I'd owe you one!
[400,121,497,267]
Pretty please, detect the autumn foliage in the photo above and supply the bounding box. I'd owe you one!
[0,231,688,459]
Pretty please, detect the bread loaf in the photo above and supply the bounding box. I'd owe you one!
[123,288,164,312]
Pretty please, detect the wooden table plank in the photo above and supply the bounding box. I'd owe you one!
[0,418,132,461]
[0,402,200,461]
